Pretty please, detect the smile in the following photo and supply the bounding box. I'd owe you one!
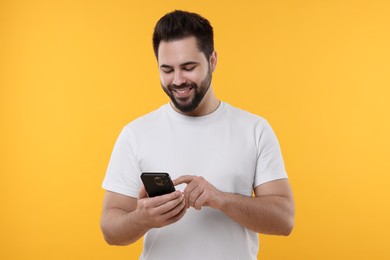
[174,87,192,94]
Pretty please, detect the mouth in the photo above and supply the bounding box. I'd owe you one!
[172,86,194,98]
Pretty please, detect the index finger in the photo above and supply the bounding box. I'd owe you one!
[173,175,194,186]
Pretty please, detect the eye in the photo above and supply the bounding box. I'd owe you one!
[182,66,196,72]
[161,68,173,74]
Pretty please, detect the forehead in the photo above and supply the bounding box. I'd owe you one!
[158,36,206,65]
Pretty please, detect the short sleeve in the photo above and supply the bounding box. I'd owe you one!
[254,120,288,187]
[102,125,142,198]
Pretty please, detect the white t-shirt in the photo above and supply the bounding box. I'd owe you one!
[102,102,287,260]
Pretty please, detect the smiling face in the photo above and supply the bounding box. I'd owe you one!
[158,36,217,116]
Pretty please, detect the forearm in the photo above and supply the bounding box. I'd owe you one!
[217,192,294,235]
[101,208,149,246]
[175,176,294,235]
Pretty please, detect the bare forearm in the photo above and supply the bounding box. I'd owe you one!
[101,208,149,246]
[217,193,294,235]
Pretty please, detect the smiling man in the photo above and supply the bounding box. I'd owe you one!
[158,36,217,115]
[101,10,295,260]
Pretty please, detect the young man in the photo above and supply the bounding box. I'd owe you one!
[101,10,294,260]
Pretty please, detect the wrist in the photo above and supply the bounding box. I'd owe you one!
[133,208,152,231]
[213,190,230,211]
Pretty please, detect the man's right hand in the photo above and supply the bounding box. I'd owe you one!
[101,187,186,245]
[136,186,187,229]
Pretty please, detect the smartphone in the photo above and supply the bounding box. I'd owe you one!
[141,172,176,197]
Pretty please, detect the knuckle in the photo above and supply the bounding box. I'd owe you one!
[142,201,149,208]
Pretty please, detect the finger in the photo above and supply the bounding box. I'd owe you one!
[173,175,194,186]
[188,185,203,208]
[162,197,186,220]
[155,193,185,215]
[165,201,187,226]
[183,180,199,208]
[194,192,207,210]
[146,190,182,208]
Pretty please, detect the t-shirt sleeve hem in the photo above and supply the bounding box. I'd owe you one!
[102,183,139,198]
[254,171,288,188]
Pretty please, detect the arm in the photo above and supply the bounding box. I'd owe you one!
[100,187,186,246]
[220,179,294,235]
[174,176,294,236]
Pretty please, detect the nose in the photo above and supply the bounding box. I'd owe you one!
[172,70,186,86]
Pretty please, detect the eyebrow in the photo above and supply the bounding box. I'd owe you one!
[160,61,199,69]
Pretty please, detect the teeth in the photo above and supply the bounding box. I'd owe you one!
[176,88,190,94]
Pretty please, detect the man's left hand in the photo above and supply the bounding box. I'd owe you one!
[173,175,224,210]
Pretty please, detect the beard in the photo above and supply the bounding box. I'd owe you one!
[162,67,212,113]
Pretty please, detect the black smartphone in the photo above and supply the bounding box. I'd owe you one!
[141,172,176,197]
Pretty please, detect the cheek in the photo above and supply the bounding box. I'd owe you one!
[159,74,172,87]
[184,71,204,84]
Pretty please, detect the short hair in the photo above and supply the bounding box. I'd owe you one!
[152,10,214,60]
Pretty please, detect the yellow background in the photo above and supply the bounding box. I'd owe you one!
[1,0,389,259]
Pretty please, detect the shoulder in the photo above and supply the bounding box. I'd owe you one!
[124,104,168,131]
[224,103,269,128]
[222,103,279,144]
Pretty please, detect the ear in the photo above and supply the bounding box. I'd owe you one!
[210,51,217,72]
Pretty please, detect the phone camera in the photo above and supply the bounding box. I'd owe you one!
[154,176,168,186]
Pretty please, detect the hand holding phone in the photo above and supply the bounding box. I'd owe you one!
[141,172,176,197]
[139,172,186,228]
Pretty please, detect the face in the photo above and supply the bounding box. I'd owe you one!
[158,36,216,114]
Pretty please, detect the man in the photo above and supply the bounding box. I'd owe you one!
[101,10,294,260]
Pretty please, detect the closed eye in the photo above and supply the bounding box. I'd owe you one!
[161,68,174,74]
[182,66,196,72]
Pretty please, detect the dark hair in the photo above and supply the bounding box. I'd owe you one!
[152,10,214,60]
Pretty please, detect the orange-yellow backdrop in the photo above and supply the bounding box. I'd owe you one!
[1,0,389,259]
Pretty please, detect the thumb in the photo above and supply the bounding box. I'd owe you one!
[138,185,148,199]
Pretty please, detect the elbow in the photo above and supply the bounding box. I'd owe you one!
[102,232,119,246]
[281,198,295,236]
[281,217,294,236]
[104,239,127,246]
[101,230,130,246]
[101,227,118,246]
[103,236,117,246]
[100,221,129,246]
[280,210,295,236]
